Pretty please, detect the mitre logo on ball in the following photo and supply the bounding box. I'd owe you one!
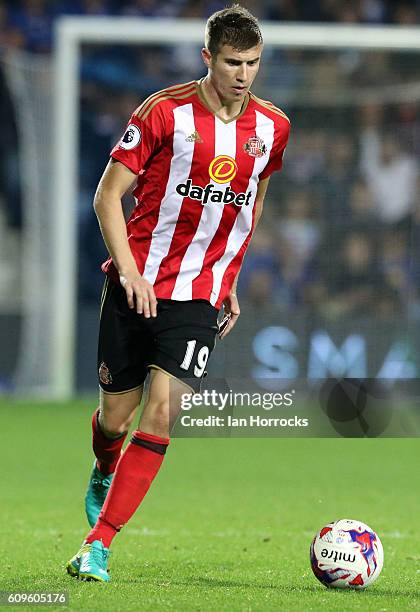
[310,519,384,590]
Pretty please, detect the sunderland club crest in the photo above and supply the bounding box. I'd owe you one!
[243,135,267,158]
[99,361,113,385]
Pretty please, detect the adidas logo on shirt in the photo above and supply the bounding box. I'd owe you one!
[185,130,203,143]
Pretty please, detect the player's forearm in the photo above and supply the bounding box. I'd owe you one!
[94,194,138,276]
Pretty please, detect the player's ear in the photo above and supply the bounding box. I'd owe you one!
[201,47,212,68]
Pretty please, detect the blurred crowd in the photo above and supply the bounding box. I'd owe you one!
[0,0,420,53]
[240,105,420,320]
[0,0,419,319]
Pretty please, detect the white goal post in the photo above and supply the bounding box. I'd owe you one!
[49,18,420,399]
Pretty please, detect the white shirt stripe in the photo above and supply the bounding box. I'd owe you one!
[209,111,275,306]
[142,104,195,285]
[171,117,237,300]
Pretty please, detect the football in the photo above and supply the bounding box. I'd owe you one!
[310,519,384,589]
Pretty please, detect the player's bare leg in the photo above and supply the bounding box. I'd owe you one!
[85,387,143,528]
[139,368,189,437]
[67,386,144,580]
[72,369,188,581]
[99,386,143,437]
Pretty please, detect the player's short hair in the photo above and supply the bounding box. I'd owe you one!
[205,4,263,56]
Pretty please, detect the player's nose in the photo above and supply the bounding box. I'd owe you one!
[236,63,248,83]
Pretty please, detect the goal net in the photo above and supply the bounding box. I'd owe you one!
[1,50,55,396]
[2,19,420,398]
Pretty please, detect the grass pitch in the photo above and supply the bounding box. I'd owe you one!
[0,398,419,611]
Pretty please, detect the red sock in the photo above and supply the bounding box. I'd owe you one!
[92,408,127,475]
[85,430,169,548]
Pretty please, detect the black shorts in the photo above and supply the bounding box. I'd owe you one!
[97,278,219,394]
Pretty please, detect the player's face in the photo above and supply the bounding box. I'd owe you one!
[205,44,263,103]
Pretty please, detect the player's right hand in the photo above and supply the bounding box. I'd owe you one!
[119,272,157,318]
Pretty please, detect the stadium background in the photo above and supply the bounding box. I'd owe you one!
[1,0,420,394]
[0,2,419,609]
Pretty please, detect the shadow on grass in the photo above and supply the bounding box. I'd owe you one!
[121,573,415,599]
[122,573,320,593]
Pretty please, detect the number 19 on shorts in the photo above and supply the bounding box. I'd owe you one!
[180,340,209,377]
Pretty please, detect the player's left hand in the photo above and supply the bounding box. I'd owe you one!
[218,293,240,339]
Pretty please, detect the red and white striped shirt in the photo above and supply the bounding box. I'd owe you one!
[102,79,290,309]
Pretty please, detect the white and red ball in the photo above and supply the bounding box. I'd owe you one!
[310,519,383,589]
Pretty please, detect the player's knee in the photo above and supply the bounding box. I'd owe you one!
[99,404,137,436]
[150,398,170,424]
[143,398,170,430]
[101,417,130,437]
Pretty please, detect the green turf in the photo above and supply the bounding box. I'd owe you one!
[0,398,419,611]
